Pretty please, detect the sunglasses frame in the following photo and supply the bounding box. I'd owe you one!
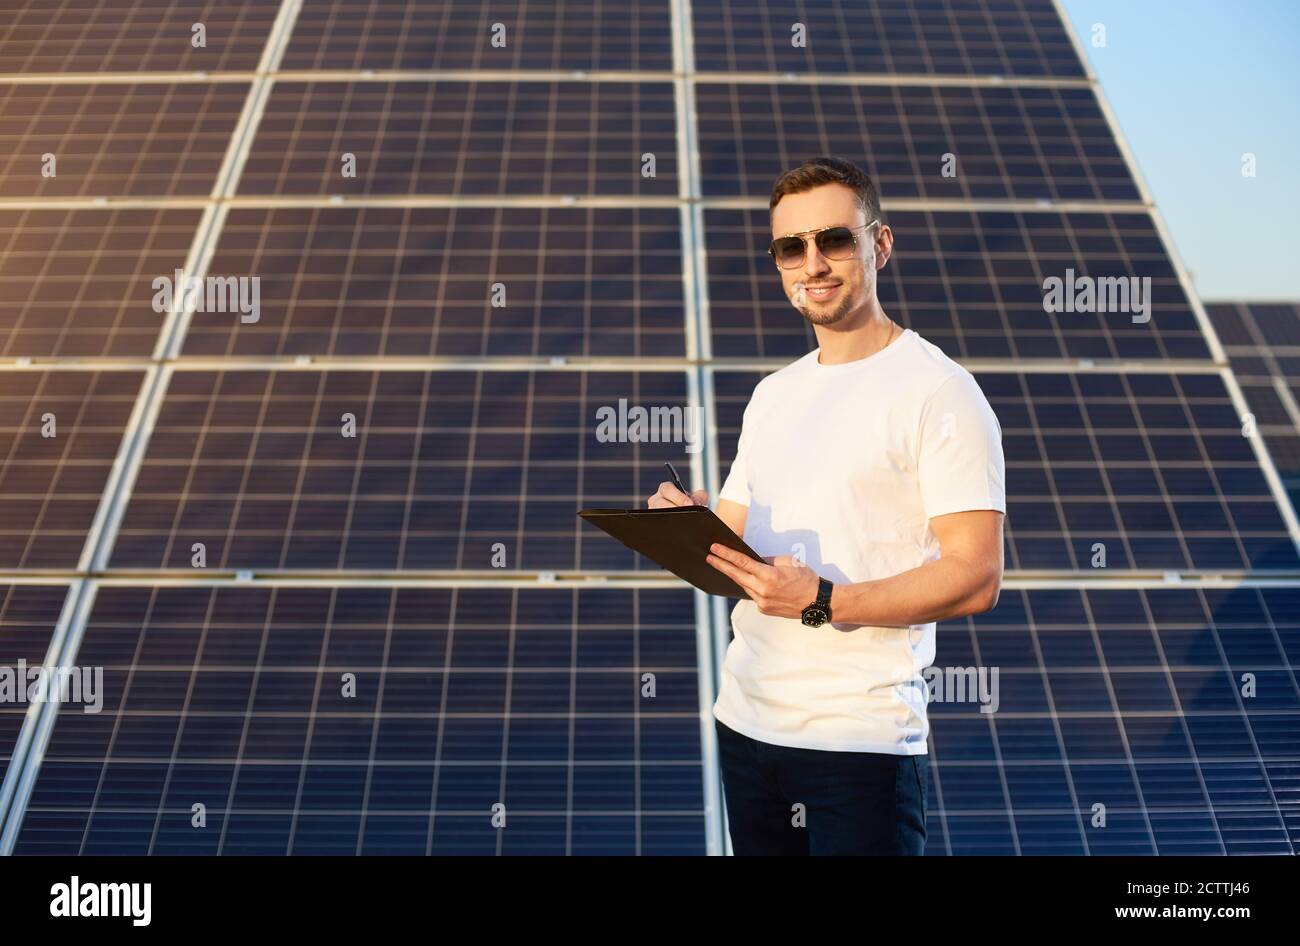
[767,220,880,269]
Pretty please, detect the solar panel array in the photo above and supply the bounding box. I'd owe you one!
[0,0,1296,856]
[708,208,1208,360]
[697,83,1138,201]
[17,584,705,855]
[0,82,250,198]
[0,370,143,570]
[929,586,1299,854]
[0,209,204,358]
[187,207,688,358]
[0,1,277,73]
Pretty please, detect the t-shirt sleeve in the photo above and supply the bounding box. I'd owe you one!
[717,404,753,507]
[917,371,1006,519]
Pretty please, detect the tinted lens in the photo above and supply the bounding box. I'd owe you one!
[770,236,806,267]
[815,226,858,259]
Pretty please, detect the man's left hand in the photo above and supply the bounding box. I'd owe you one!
[705,544,820,618]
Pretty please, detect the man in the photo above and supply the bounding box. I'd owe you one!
[649,156,1006,855]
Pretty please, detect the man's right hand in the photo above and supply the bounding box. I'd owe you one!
[648,480,709,509]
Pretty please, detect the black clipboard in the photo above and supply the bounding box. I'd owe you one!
[577,505,764,598]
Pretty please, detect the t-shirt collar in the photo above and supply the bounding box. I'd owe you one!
[812,327,913,371]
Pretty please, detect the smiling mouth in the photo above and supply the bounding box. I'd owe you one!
[805,284,840,300]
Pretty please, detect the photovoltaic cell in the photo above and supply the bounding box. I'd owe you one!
[0,0,278,74]
[0,208,204,358]
[281,0,674,72]
[182,206,686,358]
[0,371,144,570]
[714,368,1300,572]
[925,586,1300,854]
[697,82,1139,202]
[0,82,249,198]
[0,584,69,783]
[707,208,1209,361]
[109,369,699,572]
[14,584,707,855]
[238,81,678,197]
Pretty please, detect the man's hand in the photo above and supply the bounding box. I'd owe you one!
[705,545,820,618]
[648,481,708,508]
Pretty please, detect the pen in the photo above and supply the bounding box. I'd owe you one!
[664,461,692,502]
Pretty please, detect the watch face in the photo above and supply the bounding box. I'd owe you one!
[801,606,828,627]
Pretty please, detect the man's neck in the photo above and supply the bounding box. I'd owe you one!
[814,310,898,365]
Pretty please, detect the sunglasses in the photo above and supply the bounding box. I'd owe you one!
[767,221,879,269]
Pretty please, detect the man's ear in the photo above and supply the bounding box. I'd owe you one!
[874,224,894,270]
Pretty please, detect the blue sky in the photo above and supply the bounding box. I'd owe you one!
[1060,0,1300,301]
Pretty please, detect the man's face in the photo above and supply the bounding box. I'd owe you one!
[769,183,889,326]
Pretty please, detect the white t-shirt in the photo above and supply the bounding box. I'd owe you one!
[713,328,1006,754]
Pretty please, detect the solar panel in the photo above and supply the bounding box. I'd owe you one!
[183,206,687,358]
[697,83,1140,202]
[0,1,278,74]
[0,208,204,359]
[0,82,249,198]
[13,583,708,855]
[692,0,1085,78]
[0,371,144,570]
[236,80,679,197]
[281,0,675,72]
[708,208,1209,361]
[1205,302,1300,516]
[925,585,1299,854]
[108,368,698,572]
[0,584,70,783]
[1205,302,1300,369]
[714,368,1300,572]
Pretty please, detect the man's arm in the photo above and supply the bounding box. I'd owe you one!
[828,509,1003,625]
[715,498,748,542]
[704,508,1003,625]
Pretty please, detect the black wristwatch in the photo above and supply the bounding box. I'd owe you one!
[800,577,834,627]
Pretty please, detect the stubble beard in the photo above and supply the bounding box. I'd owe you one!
[795,279,863,326]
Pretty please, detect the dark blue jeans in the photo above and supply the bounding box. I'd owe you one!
[716,718,928,856]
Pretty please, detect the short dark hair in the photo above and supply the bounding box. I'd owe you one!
[769,156,884,226]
